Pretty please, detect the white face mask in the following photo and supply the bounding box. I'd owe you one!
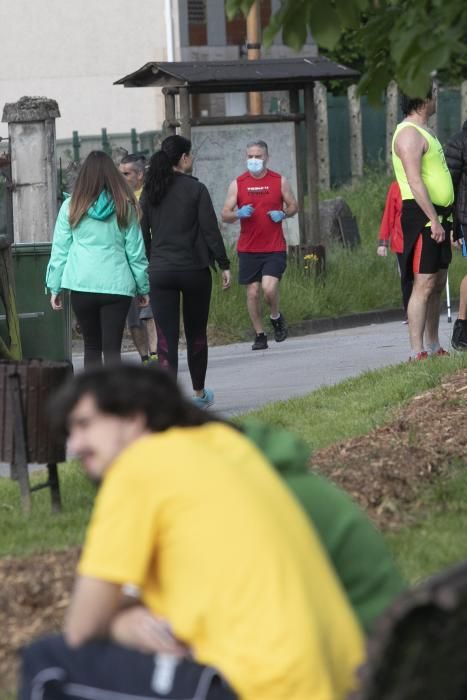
[247,158,264,174]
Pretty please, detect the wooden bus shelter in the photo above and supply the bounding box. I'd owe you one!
[115,56,358,256]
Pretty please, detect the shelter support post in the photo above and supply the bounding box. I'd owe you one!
[179,87,191,140]
[314,82,330,190]
[303,83,324,269]
[289,89,305,250]
[162,88,177,136]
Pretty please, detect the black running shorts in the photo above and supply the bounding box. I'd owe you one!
[412,228,452,275]
[238,251,287,285]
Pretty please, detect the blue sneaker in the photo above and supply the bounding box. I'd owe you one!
[192,388,214,409]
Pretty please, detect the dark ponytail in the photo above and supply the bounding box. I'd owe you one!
[144,135,192,205]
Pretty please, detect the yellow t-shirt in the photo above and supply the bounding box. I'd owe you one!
[79,424,364,700]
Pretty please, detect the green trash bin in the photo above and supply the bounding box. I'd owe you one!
[0,243,72,362]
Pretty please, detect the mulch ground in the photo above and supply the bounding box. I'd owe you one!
[1,369,466,690]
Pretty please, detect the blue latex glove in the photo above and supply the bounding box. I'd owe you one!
[268,210,286,223]
[237,204,254,219]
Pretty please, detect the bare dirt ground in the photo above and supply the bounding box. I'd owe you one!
[1,369,466,691]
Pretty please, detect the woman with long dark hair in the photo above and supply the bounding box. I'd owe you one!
[46,150,149,368]
[141,135,230,408]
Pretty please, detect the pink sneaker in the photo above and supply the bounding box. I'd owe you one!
[432,347,449,357]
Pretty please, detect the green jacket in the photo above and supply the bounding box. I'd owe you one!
[241,419,406,634]
[46,192,149,296]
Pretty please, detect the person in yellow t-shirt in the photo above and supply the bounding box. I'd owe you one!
[19,365,364,700]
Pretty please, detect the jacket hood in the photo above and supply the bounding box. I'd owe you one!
[87,190,116,220]
[240,418,310,475]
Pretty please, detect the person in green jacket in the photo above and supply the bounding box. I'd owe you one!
[240,419,406,634]
[46,151,149,368]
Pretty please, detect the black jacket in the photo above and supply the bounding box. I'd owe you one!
[445,119,467,239]
[140,173,230,272]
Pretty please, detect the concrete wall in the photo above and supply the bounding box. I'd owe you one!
[0,0,169,140]
[192,122,300,246]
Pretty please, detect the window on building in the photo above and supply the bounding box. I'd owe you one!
[188,0,207,46]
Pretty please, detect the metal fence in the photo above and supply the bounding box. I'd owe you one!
[56,128,163,165]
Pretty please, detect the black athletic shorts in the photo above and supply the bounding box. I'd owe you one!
[238,251,287,285]
[412,228,452,275]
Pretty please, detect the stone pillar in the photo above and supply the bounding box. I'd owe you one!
[2,96,60,243]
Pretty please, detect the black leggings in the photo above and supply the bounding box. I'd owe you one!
[71,291,131,369]
[396,253,413,312]
[150,268,212,391]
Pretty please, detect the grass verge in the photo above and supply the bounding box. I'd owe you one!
[1,353,466,561]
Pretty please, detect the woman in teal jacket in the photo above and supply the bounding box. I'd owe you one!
[46,151,149,368]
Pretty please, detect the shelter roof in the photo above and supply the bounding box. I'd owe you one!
[115,56,359,94]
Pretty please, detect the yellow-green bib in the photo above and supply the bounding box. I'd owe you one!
[392,122,454,207]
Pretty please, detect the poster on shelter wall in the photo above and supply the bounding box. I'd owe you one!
[192,122,300,246]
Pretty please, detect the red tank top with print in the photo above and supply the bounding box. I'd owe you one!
[236,169,286,252]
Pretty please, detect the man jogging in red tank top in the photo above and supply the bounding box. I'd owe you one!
[222,140,298,350]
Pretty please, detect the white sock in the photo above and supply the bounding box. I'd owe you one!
[270,313,280,320]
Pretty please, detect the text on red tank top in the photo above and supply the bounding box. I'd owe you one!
[236,170,286,253]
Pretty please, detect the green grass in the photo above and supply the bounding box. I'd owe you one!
[244,352,467,451]
[209,169,466,342]
[0,463,94,557]
[388,461,467,585]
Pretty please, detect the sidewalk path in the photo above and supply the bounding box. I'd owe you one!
[73,315,453,415]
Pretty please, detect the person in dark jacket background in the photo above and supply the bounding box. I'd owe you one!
[445,120,467,350]
[141,135,231,408]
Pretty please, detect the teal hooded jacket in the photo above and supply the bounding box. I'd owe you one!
[46,192,149,296]
[241,419,406,634]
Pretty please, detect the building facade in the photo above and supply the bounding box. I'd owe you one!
[1,1,315,141]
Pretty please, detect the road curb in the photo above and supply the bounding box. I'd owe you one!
[284,300,459,339]
[72,301,459,353]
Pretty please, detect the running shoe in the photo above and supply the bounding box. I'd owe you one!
[431,347,449,357]
[408,351,429,362]
[270,313,288,342]
[192,388,214,409]
[252,333,268,351]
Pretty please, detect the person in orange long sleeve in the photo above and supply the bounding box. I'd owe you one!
[377,180,413,317]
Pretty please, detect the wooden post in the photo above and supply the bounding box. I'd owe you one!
[461,81,467,123]
[0,247,22,359]
[304,84,322,251]
[385,81,398,174]
[290,89,305,245]
[178,87,192,140]
[9,371,31,513]
[162,88,177,136]
[348,84,363,184]
[246,1,263,115]
[314,82,330,190]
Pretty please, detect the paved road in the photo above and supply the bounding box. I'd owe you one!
[0,316,454,478]
[72,315,454,415]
